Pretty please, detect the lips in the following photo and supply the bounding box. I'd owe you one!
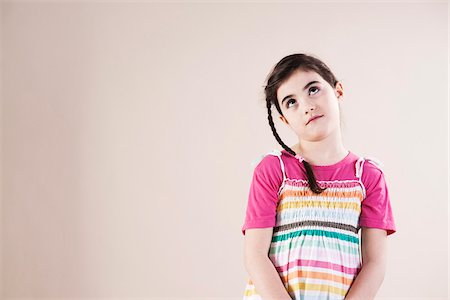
[306,115,324,125]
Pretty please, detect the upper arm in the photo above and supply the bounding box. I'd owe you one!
[361,227,388,268]
[359,161,396,235]
[241,155,283,236]
[244,227,273,265]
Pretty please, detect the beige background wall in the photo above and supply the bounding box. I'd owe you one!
[1,1,449,299]
[0,0,2,297]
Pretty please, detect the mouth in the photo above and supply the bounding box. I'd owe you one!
[306,115,324,125]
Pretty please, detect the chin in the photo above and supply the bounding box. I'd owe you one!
[305,130,329,140]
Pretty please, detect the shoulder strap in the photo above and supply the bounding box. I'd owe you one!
[265,149,287,182]
[355,155,385,199]
[250,149,287,196]
[365,156,385,173]
[355,155,385,179]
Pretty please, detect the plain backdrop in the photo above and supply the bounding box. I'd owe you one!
[0,1,448,299]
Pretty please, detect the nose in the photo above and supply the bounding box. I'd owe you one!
[304,107,315,115]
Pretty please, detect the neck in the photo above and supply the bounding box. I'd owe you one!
[293,129,348,166]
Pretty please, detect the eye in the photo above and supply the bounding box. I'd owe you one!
[285,86,320,109]
[286,98,296,108]
[309,86,320,95]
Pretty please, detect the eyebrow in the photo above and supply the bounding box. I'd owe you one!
[281,80,321,105]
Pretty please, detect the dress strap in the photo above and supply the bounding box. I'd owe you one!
[355,155,385,199]
[265,149,287,182]
[265,149,287,196]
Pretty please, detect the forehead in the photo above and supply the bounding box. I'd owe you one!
[277,70,323,100]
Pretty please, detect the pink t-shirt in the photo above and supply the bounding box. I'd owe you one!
[241,149,396,236]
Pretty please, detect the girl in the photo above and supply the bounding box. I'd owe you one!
[241,53,396,300]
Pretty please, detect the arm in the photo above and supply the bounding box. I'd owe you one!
[345,227,388,300]
[244,227,292,300]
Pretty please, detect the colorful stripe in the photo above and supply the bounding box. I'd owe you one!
[243,177,364,300]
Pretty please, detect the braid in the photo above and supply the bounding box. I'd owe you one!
[266,99,294,155]
[266,101,327,195]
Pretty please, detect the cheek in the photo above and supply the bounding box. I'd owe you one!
[287,114,302,127]
[330,107,341,120]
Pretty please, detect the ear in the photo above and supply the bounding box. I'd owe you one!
[335,81,344,99]
[279,115,289,125]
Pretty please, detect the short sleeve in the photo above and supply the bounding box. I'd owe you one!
[241,155,283,236]
[359,161,397,236]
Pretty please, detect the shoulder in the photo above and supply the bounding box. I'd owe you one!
[358,155,388,190]
[250,149,284,179]
[250,149,283,168]
[362,155,385,175]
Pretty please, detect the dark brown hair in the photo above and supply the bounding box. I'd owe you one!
[264,53,340,194]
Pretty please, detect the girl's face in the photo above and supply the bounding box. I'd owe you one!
[276,69,344,143]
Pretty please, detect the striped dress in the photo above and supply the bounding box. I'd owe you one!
[241,149,396,300]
